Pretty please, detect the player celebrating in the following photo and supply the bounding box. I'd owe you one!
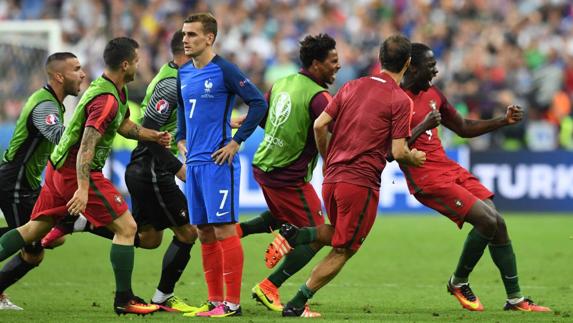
[0,53,85,310]
[237,33,340,312]
[0,37,168,315]
[400,42,551,312]
[280,35,426,317]
[177,13,267,317]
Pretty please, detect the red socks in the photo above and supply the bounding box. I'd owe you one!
[201,241,223,303]
[220,236,244,304]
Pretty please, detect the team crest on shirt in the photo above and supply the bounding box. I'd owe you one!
[202,79,214,98]
[455,199,463,208]
[155,99,169,114]
[429,100,437,110]
[204,79,213,93]
[45,114,58,125]
[114,195,123,205]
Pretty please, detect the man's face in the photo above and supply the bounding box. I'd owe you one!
[61,57,86,96]
[417,50,438,89]
[124,48,139,83]
[182,22,213,58]
[314,49,341,85]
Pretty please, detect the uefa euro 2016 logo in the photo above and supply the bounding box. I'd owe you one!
[270,92,291,127]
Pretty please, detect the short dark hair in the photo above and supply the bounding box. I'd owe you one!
[184,13,218,40]
[379,35,411,73]
[170,30,184,55]
[299,33,337,69]
[45,52,77,67]
[103,37,139,70]
[410,42,432,67]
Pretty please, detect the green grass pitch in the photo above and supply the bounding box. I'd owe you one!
[0,214,571,322]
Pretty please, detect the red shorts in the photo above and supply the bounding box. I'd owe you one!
[31,164,128,227]
[322,182,379,251]
[259,182,324,228]
[414,165,493,228]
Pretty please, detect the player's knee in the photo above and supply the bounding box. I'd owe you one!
[114,216,138,239]
[138,231,162,249]
[21,248,44,266]
[332,247,355,259]
[173,225,197,244]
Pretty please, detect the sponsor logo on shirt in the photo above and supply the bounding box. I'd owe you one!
[45,114,58,125]
[155,99,169,114]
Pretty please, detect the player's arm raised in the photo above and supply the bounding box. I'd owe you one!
[392,137,426,166]
[118,118,171,147]
[443,104,523,138]
[67,126,101,215]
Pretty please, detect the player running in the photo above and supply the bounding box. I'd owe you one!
[237,33,340,312]
[0,37,168,315]
[0,53,85,310]
[276,35,426,317]
[177,13,267,317]
[399,42,551,312]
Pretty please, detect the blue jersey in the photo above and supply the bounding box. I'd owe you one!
[177,55,267,164]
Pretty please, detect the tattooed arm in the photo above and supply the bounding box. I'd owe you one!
[118,118,171,146]
[66,127,102,215]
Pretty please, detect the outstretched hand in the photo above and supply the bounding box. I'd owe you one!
[505,105,523,124]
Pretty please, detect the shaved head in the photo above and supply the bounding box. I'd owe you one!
[45,52,85,97]
[45,52,78,79]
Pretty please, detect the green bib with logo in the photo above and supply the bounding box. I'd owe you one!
[51,76,129,170]
[140,63,178,156]
[1,87,64,189]
[253,73,325,181]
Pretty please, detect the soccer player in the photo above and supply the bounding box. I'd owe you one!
[399,42,551,312]
[280,35,426,317]
[0,52,85,310]
[0,37,168,315]
[237,33,341,312]
[121,30,198,313]
[177,13,267,317]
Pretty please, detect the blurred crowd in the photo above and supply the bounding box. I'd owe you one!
[1,0,573,150]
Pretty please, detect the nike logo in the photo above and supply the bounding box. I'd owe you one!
[181,84,188,89]
[216,211,229,217]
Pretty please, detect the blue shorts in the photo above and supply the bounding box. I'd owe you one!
[185,161,240,225]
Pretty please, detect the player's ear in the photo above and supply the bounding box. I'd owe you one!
[121,60,129,72]
[207,32,215,46]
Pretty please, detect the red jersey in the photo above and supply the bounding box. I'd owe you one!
[323,71,412,189]
[400,86,460,193]
[63,92,129,169]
